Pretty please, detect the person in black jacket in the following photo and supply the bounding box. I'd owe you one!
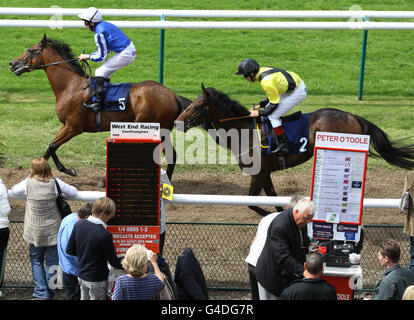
[280,252,337,300]
[174,247,208,300]
[255,199,315,300]
[66,197,123,300]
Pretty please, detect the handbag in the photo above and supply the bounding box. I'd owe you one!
[54,178,72,219]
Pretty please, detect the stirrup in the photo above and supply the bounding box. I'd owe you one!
[82,101,102,113]
[270,143,289,155]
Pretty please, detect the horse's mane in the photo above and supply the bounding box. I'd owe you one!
[47,39,86,77]
[206,87,250,117]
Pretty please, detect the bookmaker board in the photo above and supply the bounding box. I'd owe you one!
[308,132,369,300]
[106,122,161,254]
[308,132,370,241]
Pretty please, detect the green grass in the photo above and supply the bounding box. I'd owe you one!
[1,0,414,173]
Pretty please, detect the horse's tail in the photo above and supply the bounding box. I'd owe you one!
[354,114,414,170]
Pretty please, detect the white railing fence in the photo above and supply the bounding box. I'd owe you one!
[1,8,414,19]
[7,190,401,209]
[1,8,414,98]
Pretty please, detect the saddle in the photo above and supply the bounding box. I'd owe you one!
[83,77,132,132]
[255,111,310,156]
[85,77,132,112]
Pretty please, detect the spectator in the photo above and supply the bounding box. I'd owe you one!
[11,158,77,300]
[66,197,123,300]
[402,171,414,271]
[57,202,92,300]
[245,195,305,300]
[112,244,165,300]
[280,252,337,300]
[255,199,315,300]
[402,285,414,300]
[374,238,414,300]
[0,158,11,298]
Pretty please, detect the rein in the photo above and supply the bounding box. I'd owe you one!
[34,58,92,77]
[219,115,252,122]
[33,58,78,69]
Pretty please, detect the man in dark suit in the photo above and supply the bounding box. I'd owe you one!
[255,199,315,299]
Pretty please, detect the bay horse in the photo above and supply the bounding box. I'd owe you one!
[176,84,414,216]
[9,34,191,180]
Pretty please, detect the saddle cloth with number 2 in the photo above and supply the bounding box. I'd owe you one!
[259,111,310,155]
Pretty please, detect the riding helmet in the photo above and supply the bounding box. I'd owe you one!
[235,58,260,76]
[78,7,102,23]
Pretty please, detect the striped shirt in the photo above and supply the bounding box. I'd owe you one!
[112,274,165,300]
[89,20,131,62]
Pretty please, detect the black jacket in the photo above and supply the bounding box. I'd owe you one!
[280,278,337,300]
[66,219,122,282]
[255,208,308,296]
[174,247,209,300]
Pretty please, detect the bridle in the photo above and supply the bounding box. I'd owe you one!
[182,99,210,129]
[21,44,91,76]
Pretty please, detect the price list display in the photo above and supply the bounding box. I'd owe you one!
[311,148,367,225]
[106,138,161,253]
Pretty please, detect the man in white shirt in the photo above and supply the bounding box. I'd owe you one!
[245,195,304,300]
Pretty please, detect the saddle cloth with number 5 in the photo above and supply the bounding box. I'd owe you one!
[90,78,132,112]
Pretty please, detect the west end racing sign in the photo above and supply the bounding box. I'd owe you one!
[308,132,370,241]
[110,122,160,140]
[106,123,162,254]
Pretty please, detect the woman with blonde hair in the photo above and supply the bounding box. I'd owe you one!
[112,244,165,300]
[402,285,414,300]
[11,157,77,299]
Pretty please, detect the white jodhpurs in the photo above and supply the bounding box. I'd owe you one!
[95,42,136,79]
[268,80,307,128]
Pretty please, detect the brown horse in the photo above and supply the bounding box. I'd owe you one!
[9,34,191,179]
[176,84,414,216]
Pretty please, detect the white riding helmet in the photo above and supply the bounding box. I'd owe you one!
[78,7,102,23]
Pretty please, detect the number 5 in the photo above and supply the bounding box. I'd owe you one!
[119,98,126,110]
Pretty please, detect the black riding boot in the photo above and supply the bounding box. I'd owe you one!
[83,76,105,113]
[270,133,289,155]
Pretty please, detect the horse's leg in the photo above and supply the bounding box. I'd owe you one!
[161,134,176,181]
[263,175,284,212]
[248,174,271,217]
[165,146,176,181]
[43,125,80,176]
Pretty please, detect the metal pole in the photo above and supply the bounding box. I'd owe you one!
[358,16,369,100]
[159,14,165,84]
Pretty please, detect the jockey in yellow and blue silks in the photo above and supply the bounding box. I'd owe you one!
[236,58,307,155]
[78,7,136,113]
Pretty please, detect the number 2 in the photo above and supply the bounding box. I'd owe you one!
[299,137,308,152]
